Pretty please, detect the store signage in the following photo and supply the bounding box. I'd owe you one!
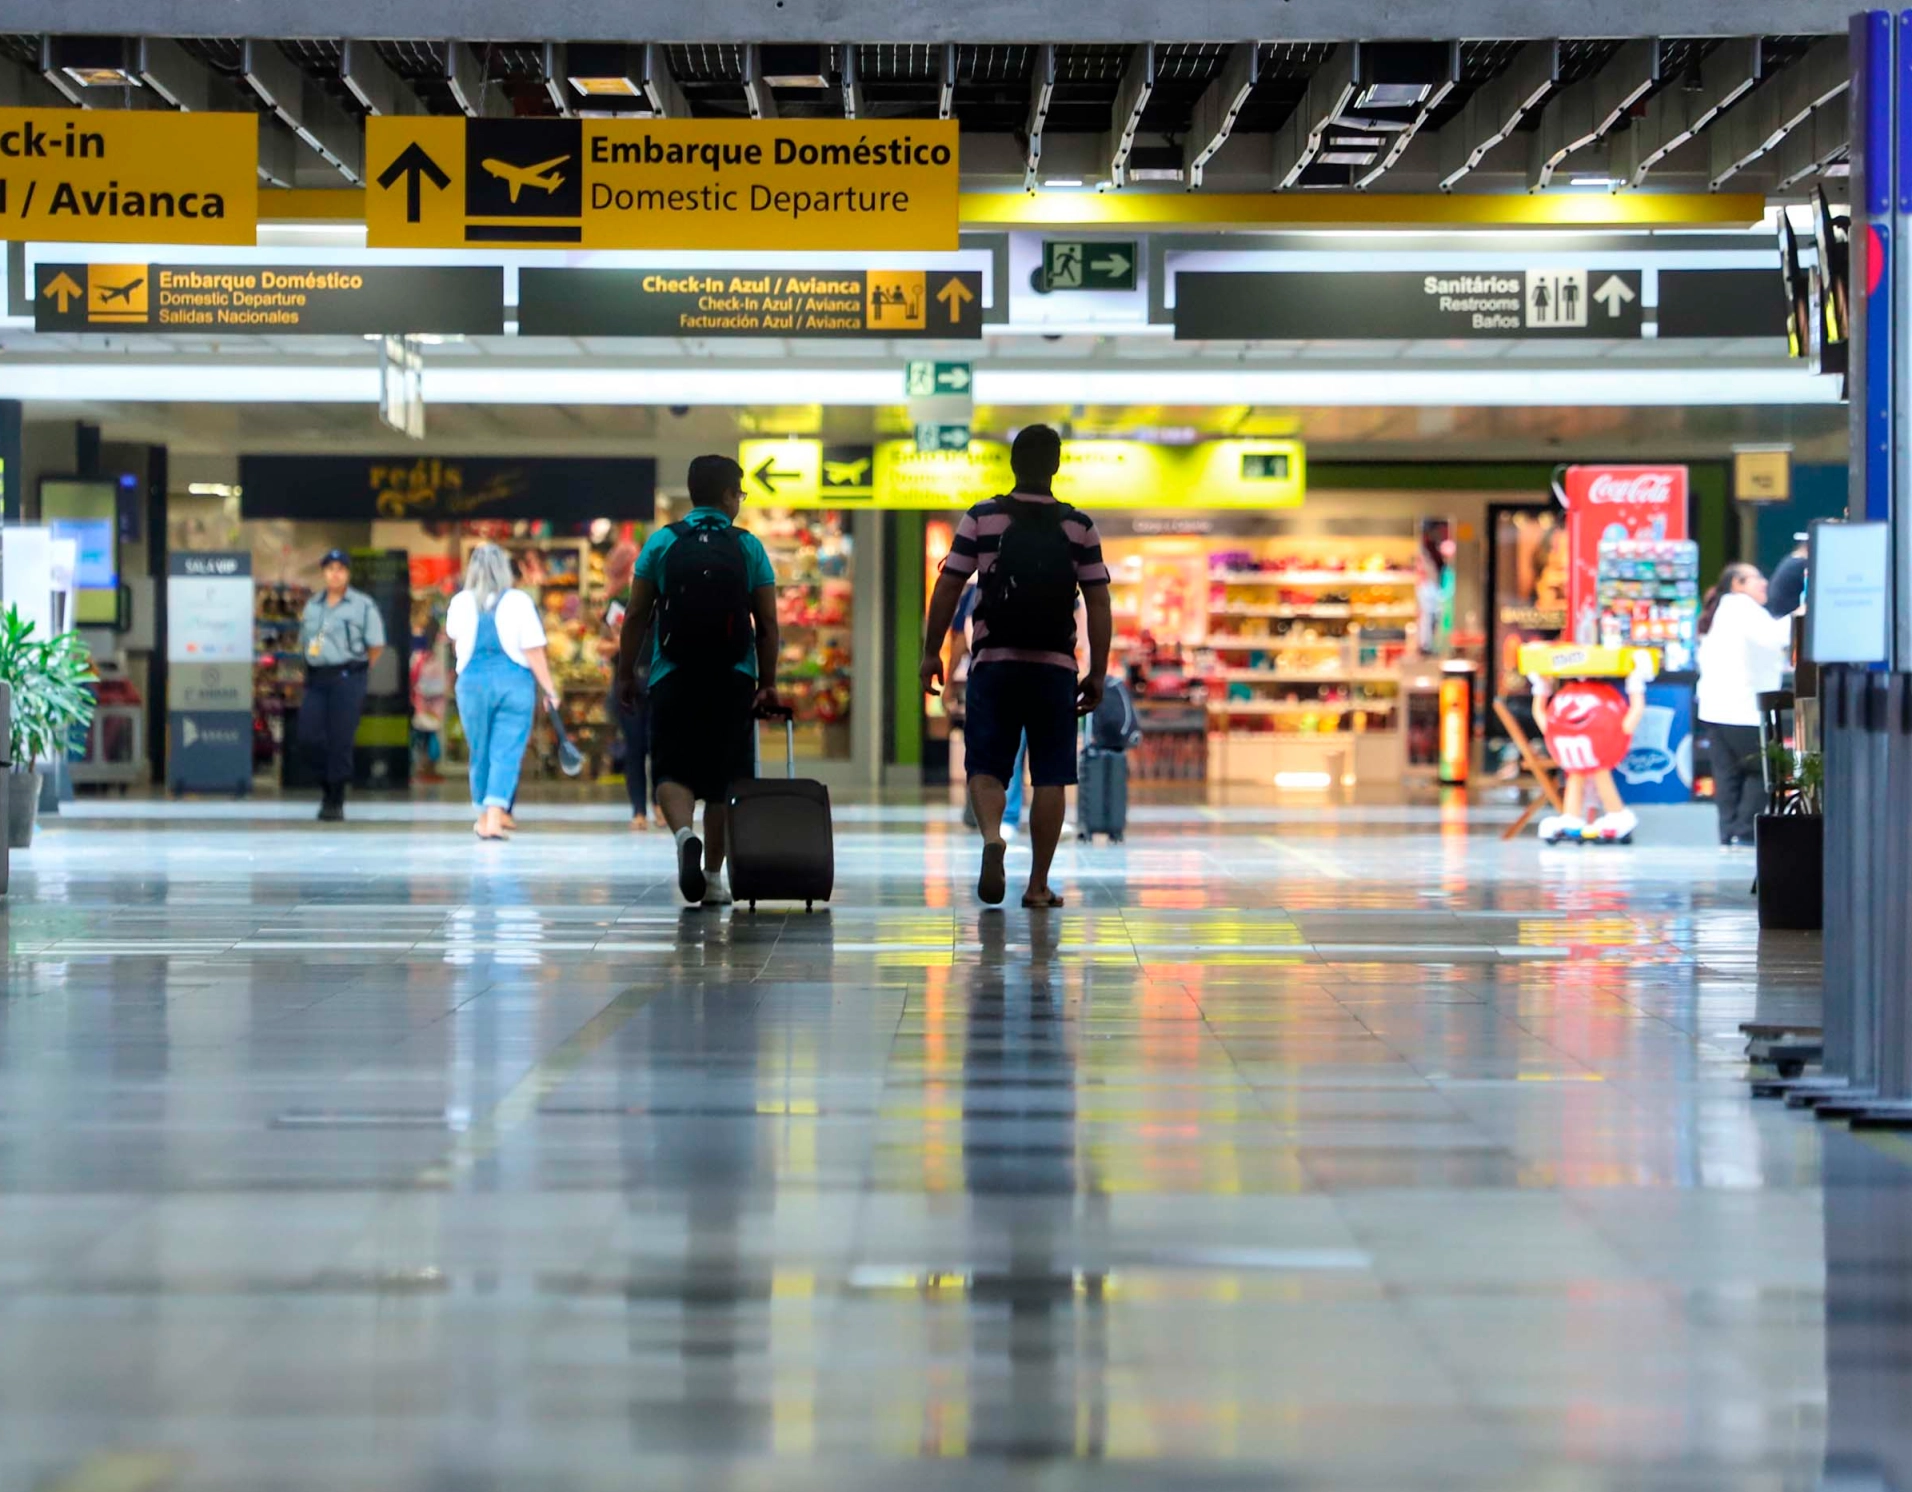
[517,266,980,339]
[1559,464,1689,639]
[237,454,656,522]
[1174,269,1645,340]
[739,437,1306,510]
[1042,239,1138,291]
[1733,445,1792,502]
[0,107,256,245]
[166,551,253,795]
[367,117,959,252]
[1657,268,1788,339]
[33,263,503,335]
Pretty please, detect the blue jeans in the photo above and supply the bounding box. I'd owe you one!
[456,660,535,810]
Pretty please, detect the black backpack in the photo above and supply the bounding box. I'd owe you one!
[975,498,1080,654]
[658,517,754,672]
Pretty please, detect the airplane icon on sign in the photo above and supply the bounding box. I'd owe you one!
[481,155,570,203]
[97,277,144,304]
[823,457,871,486]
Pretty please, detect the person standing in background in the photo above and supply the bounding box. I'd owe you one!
[602,541,660,831]
[297,549,385,823]
[1696,562,1795,847]
[446,543,562,841]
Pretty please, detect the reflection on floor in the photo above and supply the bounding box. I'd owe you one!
[0,801,1900,1490]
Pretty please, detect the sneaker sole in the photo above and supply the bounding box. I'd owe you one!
[678,836,708,903]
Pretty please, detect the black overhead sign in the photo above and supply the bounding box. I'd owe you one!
[35,263,503,335]
[1655,268,1788,339]
[238,454,655,523]
[517,266,983,339]
[1174,269,1646,341]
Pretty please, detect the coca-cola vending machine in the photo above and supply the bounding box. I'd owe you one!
[1559,465,1699,806]
[1561,465,1689,642]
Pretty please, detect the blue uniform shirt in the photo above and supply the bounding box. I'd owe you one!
[633,507,776,687]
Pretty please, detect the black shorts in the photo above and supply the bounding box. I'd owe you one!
[650,668,757,803]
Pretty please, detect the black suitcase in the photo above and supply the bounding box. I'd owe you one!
[1078,746,1128,842]
[727,712,835,911]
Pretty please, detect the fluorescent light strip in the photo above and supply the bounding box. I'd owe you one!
[0,364,1840,407]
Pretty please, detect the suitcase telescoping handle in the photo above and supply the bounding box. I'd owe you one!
[755,702,797,779]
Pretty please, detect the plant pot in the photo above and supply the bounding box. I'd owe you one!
[1756,811,1823,931]
[5,767,39,849]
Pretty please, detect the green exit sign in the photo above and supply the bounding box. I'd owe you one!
[1042,240,1138,292]
[914,423,971,452]
[905,360,973,397]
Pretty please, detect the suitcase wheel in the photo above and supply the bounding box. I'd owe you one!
[1110,833,1124,843]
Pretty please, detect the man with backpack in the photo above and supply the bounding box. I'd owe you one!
[617,455,781,906]
[921,424,1112,908]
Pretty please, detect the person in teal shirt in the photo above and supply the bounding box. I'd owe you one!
[617,455,781,905]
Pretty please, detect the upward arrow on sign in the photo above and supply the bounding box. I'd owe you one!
[935,277,975,324]
[41,271,82,313]
[377,142,452,224]
[1592,275,1637,318]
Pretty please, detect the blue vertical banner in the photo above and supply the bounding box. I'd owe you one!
[1857,14,1892,527]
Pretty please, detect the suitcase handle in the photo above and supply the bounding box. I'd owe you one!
[753,705,797,779]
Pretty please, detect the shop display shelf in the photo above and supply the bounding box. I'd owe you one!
[1212,670,1402,684]
[1208,700,1397,715]
[1212,604,1418,620]
[1205,637,1343,650]
[1211,570,1419,585]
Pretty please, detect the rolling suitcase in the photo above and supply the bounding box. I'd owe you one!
[727,710,835,911]
[1078,744,1128,843]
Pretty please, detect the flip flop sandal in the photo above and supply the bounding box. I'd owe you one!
[1021,890,1066,909]
[978,841,1007,906]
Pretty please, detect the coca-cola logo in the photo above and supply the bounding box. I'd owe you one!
[1584,471,1676,505]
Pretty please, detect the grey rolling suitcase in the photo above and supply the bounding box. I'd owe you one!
[726,711,834,911]
[1078,746,1128,843]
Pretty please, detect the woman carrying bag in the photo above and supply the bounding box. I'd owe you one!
[446,543,561,841]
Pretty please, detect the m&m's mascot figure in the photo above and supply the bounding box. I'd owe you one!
[1529,667,1648,844]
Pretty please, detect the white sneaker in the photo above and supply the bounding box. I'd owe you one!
[1059,821,1077,842]
[1590,809,1638,843]
[702,870,734,907]
[1001,823,1019,843]
[1536,814,1572,844]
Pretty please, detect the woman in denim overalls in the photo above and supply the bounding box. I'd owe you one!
[448,543,561,841]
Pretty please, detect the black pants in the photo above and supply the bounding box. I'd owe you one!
[299,664,369,793]
[1706,721,1765,843]
[617,693,651,814]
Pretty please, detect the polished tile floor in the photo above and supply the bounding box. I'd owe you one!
[0,797,1902,1491]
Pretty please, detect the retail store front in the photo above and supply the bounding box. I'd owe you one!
[888,436,1501,794]
[171,453,656,795]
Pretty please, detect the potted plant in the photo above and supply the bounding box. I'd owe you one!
[1755,738,1823,931]
[0,606,97,849]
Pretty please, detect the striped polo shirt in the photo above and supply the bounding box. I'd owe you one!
[941,490,1110,671]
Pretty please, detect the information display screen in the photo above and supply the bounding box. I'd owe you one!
[38,479,119,627]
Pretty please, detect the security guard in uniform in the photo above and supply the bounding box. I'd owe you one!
[298,549,386,821]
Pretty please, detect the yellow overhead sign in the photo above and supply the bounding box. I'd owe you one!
[367,117,959,252]
[0,108,256,244]
[740,439,1306,510]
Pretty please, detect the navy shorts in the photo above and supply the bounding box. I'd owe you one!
[965,661,1079,789]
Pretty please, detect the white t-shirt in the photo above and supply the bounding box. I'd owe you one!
[445,588,548,670]
[1696,590,1794,726]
